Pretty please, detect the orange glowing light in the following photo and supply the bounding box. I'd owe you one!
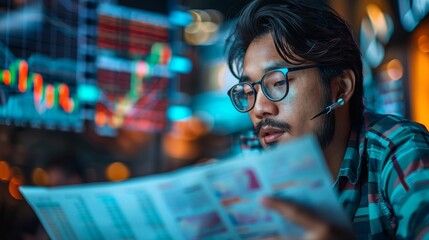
[386,59,403,81]
[62,99,74,113]
[45,84,55,109]
[366,4,387,38]
[33,73,43,90]
[187,117,209,136]
[161,45,172,64]
[59,84,69,103]
[0,161,11,181]
[106,162,130,181]
[418,35,429,53]
[58,84,73,112]
[32,168,49,186]
[95,110,107,126]
[9,176,23,200]
[2,70,11,85]
[18,60,28,93]
[162,134,200,159]
[411,53,429,126]
[33,73,44,108]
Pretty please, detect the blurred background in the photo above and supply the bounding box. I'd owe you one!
[0,0,428,238]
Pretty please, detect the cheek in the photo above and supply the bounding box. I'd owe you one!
[277,86,302,115]
[285,81,324,113]
[277,85,320,126]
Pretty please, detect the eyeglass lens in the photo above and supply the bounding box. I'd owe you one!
[230,69,287,112]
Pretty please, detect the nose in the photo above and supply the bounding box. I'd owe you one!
[252,87,278,119]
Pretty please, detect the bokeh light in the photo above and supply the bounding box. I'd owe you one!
[106,162,130,181]
[366,3,388,40]
[184,9,223,45]
[386,59,404,81]
[95,111,108,126]
[418,34,429,53]
[0,161,12,181]
[186,117,210,138]
[162,134,199,160]
[9,176,23,200]
[32,167,49,186]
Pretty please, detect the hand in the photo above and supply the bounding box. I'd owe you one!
[261,197,355,240]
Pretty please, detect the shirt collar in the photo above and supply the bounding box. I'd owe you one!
[335,117,367,185]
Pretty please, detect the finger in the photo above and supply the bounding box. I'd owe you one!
[261,197,326,232]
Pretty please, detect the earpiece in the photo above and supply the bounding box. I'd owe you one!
[311,98,344,120]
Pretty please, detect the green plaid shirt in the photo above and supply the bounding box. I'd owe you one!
[334,112,429,239]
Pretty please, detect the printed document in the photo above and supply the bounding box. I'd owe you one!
[20,135,351,240]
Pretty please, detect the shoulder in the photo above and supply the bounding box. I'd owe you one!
[362,112,429,178]
[363,111,429,147]
[362,114,429,239]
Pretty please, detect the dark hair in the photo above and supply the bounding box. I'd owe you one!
[227,0,363,125]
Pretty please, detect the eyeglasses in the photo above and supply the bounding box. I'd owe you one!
[227,65,320,112]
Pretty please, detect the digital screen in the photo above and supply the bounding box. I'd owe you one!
[0,1,82,131]
[0,1,174,134]
[92,3,172,134]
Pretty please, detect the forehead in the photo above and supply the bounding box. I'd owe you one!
[242,34,309,82]
[243,34,284,76]
[241,34,317,82]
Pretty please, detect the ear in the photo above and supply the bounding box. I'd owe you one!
[332,69,355,103]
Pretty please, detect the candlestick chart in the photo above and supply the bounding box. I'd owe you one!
[0,1,82,131]
[0,1,176,134]
[91,3,172,134]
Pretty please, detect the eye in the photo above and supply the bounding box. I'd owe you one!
[242,84,254,97]
[244,90,254,97]
[273,80,287,87]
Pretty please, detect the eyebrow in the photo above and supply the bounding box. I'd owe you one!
[239,61,289,83]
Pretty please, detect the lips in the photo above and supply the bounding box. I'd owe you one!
[259,126,286,145]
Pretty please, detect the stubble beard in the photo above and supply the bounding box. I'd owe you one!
[315,88,336,150]
[260,100,336,150]
[315,110,336,150]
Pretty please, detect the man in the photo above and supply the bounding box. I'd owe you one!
[226,0,429,239]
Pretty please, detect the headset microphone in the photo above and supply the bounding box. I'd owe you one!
[311,98,345,120]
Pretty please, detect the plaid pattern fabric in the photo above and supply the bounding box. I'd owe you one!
[334,112,429,239]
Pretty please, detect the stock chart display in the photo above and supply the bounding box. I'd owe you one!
[0,1,175,134]
[0,1,82,131]
[93,3,172,134]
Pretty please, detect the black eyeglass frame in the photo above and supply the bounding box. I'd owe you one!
[227,64,320,113]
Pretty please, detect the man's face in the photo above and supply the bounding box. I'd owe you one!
[242,34,335,149]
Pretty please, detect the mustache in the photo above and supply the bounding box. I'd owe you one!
[254,118,292,136]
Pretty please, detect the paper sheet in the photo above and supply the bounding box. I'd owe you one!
[20,134,351,240]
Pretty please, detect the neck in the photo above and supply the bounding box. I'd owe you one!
[323,110,351,181]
